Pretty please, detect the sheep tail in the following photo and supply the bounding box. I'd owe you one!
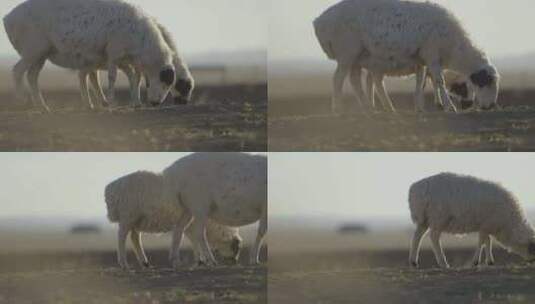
[408,180,429,226]
[104,184,120,222]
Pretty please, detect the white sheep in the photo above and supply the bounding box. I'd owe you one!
[314,0,499,113]
[4,0,177,112]
[408,172,535,269]
[162,152,267,267]
[105,170,242,270]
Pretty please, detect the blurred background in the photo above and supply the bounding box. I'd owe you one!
[269,0,535,111]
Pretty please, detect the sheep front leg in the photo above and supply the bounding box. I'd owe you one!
[250,209,267,265]
[365,71,375,109]
[409,224,428,268]
[414,66,427,112]
[130,230,150,268]
[12,59,31,105]
[429,229,449,269]
[121,65,142,107]
[78,71,95,110]
[428,63,457,113]
[483,235,495,265]
[89,71,109,107]
[471,233,485,267]
[332,63,350,114]
[190,217,217,266]
[169,211,193,269]
[107,63,118,106]
[117,224,130,270]
[372,74,396,112]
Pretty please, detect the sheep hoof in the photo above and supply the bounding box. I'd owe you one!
[410,261,419,268]
[142,261,151,268]
[487,261,495,266]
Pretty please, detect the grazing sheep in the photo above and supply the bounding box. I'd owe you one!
[162,152,267,267]
[408,172,535,269]
[314,0,499,113]
[105,170,242,270]
[85,20,194,108]
[4,0,176,112]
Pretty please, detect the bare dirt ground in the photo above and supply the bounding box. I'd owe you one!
[0,248,266,304]
[269,89,535,151]
[0,84,266,151]
[269,231,535,304]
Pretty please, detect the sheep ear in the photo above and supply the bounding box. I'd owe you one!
[528,242,535,255]
[470,69,494,88]
[449,82,469,99]
[159,68,175,86]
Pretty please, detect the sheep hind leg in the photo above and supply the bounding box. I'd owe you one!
[429,229,449,269]
[250,208,267,265]
[471,233,485,267]
[372,74,396,113]
[365,70,376,110]
[26,58,50,113]
[349,64,369,110]
[130,230,150,268]
[12,59,31,105]
[169,210,193,269]
[117,224,130,270]
[409,224,428,268]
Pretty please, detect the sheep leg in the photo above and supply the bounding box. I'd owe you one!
[78,71,95,110]
[372,74,396,112]
[117,224,130,270]
[250,208,267,265]
[190,217,218,266]
[12,59,31,104]
[427,63,457,113]
[409,224,428,268]
[349,64,368,109]
[471,233,486,267]
[169,211,193,269]
[130,230,150,268]
[429,230,449,268]
[332,63,350,114]
[121,65,142,107]
[26,58,50,113]
[107,63,118,106]
[365,70,375,109]
[88,71,109,107]
[484,235,495,265]
[414,66,427,112]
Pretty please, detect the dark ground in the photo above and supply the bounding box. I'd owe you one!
[0,248,267,304]
[269,248,535,304]
[269,89,535,151]
[0,84,266,151]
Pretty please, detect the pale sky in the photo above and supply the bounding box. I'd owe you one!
[0,0,267,57]
[269,153,535,221]
[269,0,535,61]
[0,153,265,219]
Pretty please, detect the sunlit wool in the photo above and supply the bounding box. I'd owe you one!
[408,172,535,268]
[105,170,241,269]
[162,152,267,267]
[313,0,499,113]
